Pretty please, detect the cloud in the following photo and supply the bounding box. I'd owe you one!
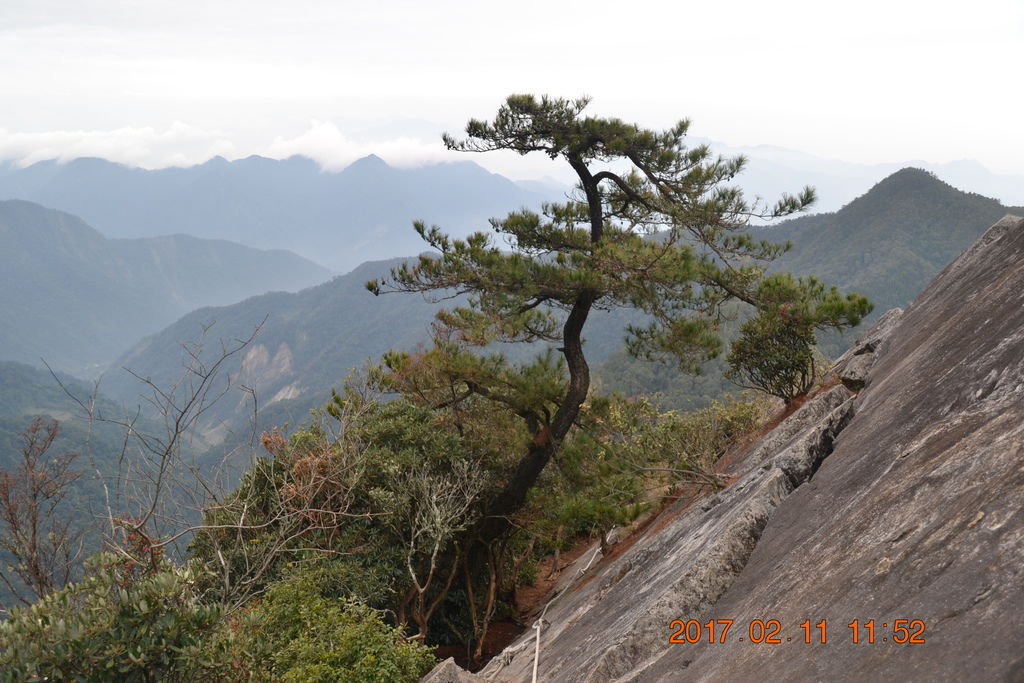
[263,121,452,170]
[0,122,237,169]
[0,120,455,172]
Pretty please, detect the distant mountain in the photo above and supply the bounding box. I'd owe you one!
[696,139,1024,214]
[100,257,445,440]
[515,176,573,197]
[0,154,560,273]
[757,167,1024,316]
[0,200,331,377]
[598,168,1024,408]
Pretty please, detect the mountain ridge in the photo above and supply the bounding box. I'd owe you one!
[0,199,331,376]
[597,168,1024,409]
[759,167,1024,315]
[0,154,561,273]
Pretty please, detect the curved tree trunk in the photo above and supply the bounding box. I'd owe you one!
[476,157,602,545]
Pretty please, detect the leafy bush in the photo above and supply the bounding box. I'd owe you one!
[0,553,231,682]
[651,395,769,475]
[726,310,821,403]
[231,570,436,682]
[190,380,771,662]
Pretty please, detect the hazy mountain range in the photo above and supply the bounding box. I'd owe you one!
[0,200,330,376]
[0,154,561,273]
[3,160,1021,451]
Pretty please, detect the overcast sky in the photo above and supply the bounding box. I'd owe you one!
[1,0,1021,181]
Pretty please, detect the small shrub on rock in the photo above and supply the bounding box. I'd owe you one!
[726,310,821,404]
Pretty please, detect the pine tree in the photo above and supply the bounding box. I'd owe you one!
[368,94,870,543]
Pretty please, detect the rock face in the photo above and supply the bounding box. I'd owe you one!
[831,307,903,391]
[461,215,1024,682]
[422,658,485,682]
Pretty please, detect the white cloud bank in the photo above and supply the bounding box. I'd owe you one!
[0,122,237,169]
[0,121,455,172]
[263,121,451,170]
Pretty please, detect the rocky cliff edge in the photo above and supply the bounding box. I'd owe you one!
[425,214,1024,683]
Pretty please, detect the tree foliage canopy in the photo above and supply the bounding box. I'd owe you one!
[371,95,867,367]
[368,95,870,541]
[726,310,822,403]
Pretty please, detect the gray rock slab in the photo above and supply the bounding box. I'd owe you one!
[422,657,485,682]
[839,351,875,390]
[639,215,1024,681]
[828,306,903,377]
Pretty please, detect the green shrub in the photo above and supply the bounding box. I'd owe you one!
[232,570,436,682]
[0,553,232,682]
[655,395,768,473]
[726,310,821,403]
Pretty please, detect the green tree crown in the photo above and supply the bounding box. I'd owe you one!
[366,94,871,543]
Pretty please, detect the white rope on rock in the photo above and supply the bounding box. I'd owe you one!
[528,541,604,683]
[482,537,607,682]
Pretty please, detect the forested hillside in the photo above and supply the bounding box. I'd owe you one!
[759,167,1024,314]
[100,257,440,437]
[0,362,128,470]
[0,200,330,376]
[99,250,648,443]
